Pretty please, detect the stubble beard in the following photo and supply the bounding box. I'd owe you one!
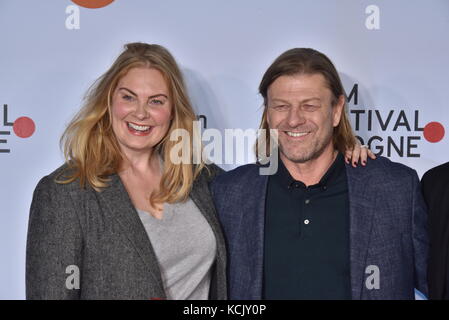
[278,128,334,164]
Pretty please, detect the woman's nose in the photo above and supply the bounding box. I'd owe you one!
[134,101,149,120]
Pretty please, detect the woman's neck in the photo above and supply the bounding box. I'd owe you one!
[119,150,162,178]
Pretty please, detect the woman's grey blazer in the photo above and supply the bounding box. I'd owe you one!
[26,164,227,300]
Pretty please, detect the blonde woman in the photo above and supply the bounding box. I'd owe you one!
[26,43,226,300]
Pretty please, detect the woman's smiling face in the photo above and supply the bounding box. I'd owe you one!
[110,67,172,156]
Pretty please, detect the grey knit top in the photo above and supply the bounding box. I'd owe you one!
[136,197,217,300]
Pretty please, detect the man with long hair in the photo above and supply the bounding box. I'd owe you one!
[211,48,428,300]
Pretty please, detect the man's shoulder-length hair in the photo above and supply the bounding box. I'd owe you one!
[255,48,356,161]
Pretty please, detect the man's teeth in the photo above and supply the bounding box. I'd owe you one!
[286,131,308,137]
[128,122,151,132]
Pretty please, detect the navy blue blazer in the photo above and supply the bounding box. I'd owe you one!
[211,156,428,299]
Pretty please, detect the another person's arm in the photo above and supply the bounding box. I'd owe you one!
[345,141,376,167]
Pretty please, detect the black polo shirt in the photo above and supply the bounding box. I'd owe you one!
[263,152,351,299]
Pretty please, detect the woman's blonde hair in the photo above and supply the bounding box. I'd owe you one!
[59,42,204,205]
[256,48,357,160]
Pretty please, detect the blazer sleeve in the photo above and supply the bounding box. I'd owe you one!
[411,171,429,297]
[26,175,83,299]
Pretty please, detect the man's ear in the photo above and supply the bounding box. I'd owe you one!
[332,95,345,127]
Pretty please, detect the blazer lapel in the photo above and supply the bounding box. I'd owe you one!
[346,164,377,300]
[190,170,227,299]
[190,172,227,258]
[241,169,269,299]
[96,174,166,298]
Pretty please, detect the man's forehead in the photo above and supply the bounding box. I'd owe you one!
[267,73,331,99]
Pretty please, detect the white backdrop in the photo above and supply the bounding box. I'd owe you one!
[0,0,448,299]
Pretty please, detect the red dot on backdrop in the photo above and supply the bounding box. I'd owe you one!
[13,117,35,138]
[423,122,445,143]
[71,0,114,9]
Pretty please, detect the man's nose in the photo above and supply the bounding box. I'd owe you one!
[286,105,306,128]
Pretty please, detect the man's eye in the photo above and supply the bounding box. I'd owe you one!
[273,105,288,111]
[303,104,319,111]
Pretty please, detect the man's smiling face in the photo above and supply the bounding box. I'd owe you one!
[266,73,344,164]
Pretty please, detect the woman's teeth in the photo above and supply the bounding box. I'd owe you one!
[128,122,151,132]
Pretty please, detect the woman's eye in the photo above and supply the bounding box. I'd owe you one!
[150,99,164,105]
[122,94,134,101]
